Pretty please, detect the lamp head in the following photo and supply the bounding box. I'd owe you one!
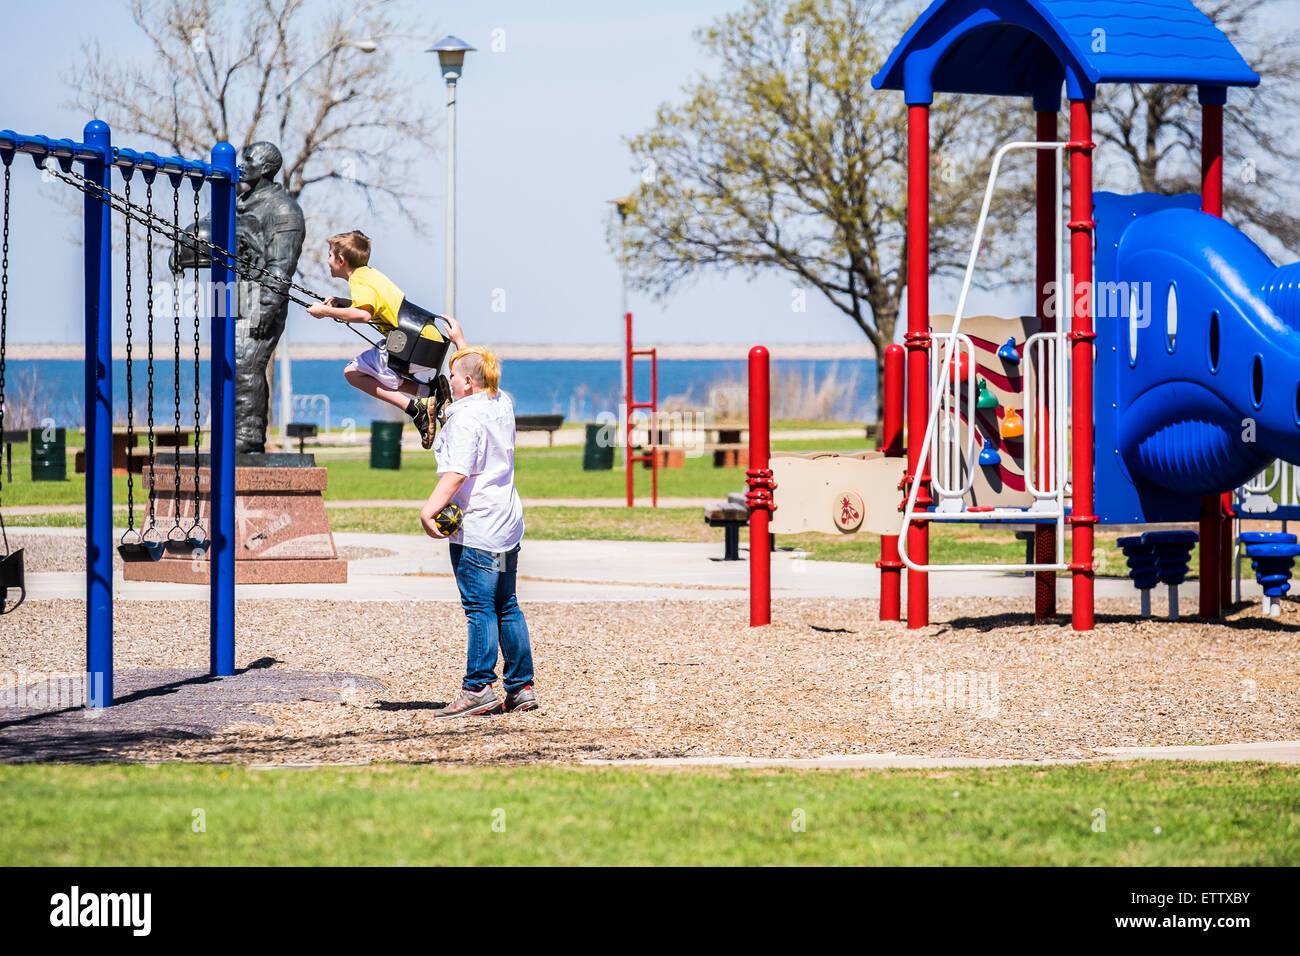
[427,34,475,82]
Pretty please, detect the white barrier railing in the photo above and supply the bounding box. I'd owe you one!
[929,332,977,513]
[1234,459,1299,602]
[291,393,331,435]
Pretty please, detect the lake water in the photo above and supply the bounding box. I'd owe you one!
[2,357,876,430]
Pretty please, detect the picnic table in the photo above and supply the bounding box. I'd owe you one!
[73,427,197,475]
[2,429,26,484]
[707,426,747,468]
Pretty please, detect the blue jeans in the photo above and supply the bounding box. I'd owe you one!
[449,543,534,693]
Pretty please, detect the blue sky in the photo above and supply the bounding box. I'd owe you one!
[3,0,1039,348]
[5,0,1268,351]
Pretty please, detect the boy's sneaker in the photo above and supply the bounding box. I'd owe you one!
[435,685,502,719]
[410,398,437,449]
[431,375,451,425]
[504,684,538,713]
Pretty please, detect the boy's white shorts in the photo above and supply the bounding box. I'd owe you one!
[346,345,435,397]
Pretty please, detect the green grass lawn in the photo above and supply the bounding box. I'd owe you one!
[325,505,1157,576]
[0,762,1293,866]
[317,436,875,502]
[0,436,873,506]
[4,501,1181,578]
[0,428,1200,578]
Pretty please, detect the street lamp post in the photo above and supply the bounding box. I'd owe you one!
[274,35,379,446]
[610,196,635,405]
[428,35,475,318]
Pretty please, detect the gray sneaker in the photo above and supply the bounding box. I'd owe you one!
[436,685,502,718]
[504,684,538,713]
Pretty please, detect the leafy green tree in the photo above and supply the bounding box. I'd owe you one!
[616,0,1029,414]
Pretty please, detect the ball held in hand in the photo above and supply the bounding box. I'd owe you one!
[435,503,464,536]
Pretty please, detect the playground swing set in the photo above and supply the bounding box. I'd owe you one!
[754,0,1300,630]
[0,120,454,705]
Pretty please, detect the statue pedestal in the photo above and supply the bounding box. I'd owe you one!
[123,454,348,585]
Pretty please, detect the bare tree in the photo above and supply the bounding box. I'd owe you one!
[1091,0,1300,256]
[66,0,442,265]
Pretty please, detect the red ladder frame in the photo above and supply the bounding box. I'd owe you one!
[625,311,658,507]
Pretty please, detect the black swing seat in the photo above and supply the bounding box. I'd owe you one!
[0,549,24,614]
[164,533,209,557]
[385,299,452,379]
[118,536,165,563]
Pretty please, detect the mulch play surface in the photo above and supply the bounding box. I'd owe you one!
[2,597,1296,765]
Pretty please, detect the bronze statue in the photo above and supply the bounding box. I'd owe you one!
[233,143,305,454]
[171,141,306,454]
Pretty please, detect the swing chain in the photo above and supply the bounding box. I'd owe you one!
[190,182,204,539]
[123,177,136,535]
[145,180,157,530]
[46,162,328,305]
[169,184,183,538]
[45,163,389,352]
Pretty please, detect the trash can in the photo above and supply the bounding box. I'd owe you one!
[582,422,614,471]
[369,420,404,470]
[29,427,66,482]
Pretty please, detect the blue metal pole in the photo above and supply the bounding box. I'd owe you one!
[83,120,113,707]
[209,143,237,676]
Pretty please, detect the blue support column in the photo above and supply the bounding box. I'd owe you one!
[83,121,113,707]
[208,143,237,676]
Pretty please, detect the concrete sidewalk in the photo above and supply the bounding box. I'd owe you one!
[18,526,1261,606]
[584,741,1300,768]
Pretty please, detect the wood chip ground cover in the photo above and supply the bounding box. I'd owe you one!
[2,597,1295,766]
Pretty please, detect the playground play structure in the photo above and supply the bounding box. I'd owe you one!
[755,0,1300,629]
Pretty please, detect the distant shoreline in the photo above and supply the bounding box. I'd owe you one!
[6,342,878,362]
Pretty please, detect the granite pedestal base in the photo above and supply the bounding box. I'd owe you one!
[122,455,348,585]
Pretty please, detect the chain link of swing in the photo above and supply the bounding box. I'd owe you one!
[1,159,12,559]
[46,160,383,355]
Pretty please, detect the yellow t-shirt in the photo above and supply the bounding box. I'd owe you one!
[347,266,444,342]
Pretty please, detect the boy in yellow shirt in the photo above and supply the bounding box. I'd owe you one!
[307,230,465,448]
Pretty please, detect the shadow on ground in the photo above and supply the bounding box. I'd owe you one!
[0,659,384,763]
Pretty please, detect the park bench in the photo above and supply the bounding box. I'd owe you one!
[286,422,318,454]
[703,492,775,561]
[515,414,565,446]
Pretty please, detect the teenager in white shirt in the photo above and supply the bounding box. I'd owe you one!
[422,346,537,717]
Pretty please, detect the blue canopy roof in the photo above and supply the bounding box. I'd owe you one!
[872,0,1260,107]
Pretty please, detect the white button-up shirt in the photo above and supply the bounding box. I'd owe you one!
[433,389,525,552]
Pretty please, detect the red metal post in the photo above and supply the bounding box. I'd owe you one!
[1199,496,1222,617]
[650,347,659,508]
[1201,103,1224,217]
[1034,108,1059,621]
[878,343,905,621]
[1068,100,1096,631]
[1199,103,1225,616]
[905,104,931,628]
[747,346,773,626]
[1201,99,1230,615]
[625,311,634,508]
